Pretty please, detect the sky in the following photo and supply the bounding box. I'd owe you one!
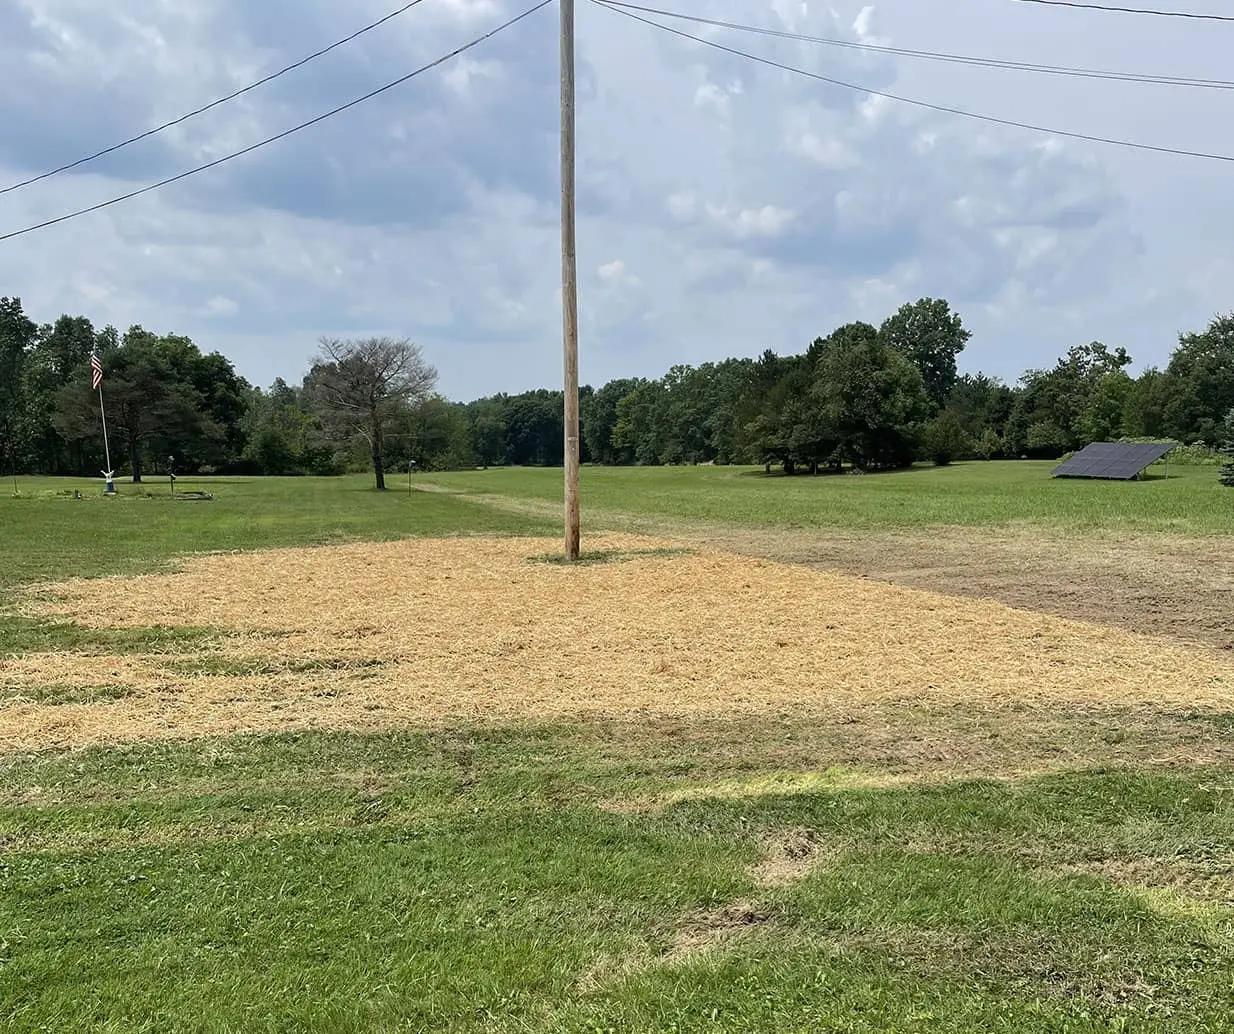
[1,0,1232,400]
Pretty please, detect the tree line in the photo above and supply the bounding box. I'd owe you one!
[2,294,1232,486]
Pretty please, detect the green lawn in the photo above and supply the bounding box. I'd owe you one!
[2,471,1232,1032]
[0,474,550,589]
[2,726,1231,1033]
[423,461,1232,535]
[0,474,551,663]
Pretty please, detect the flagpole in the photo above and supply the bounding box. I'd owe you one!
[97,381,112,475]
[91,351,115,493]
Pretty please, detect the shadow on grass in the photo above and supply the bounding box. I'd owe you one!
[2,736,1231,1033]
[735,463,949,480]
[529,547,696,567]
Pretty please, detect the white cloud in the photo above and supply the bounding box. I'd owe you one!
[851,4,891,46]
[727,204,797,239]
[0,0,1229,399]
[200,295,239,317]
[789,131,860,169]
[666,192,698,221]
[693,81,730,118]
[442,56,499,95]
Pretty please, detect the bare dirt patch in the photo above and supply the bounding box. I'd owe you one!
[668,900,776,959]
[4,534,1233,752]
[750,828,832,888]
[576,901,777,992]
[415,485,1234,648]
[1054,857,1234,906]
[693,525,1234,651]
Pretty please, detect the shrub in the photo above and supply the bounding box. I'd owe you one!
[974,428,1003,460]
[1115,437,1219,466]
[1024,420,1070,459]
[922,411,971,466]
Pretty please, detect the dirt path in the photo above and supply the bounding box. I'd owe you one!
[418,484,1234,650]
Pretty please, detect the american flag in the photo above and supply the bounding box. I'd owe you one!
[90,353,103,391]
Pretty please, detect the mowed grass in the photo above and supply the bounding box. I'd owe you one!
[0,474,550,659]
[0,474,550,589]
[2,725,1232,1032]
[2,471,1233,1031]
[424,461,1232,534]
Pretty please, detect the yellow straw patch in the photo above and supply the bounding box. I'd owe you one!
[4,534,1230,751]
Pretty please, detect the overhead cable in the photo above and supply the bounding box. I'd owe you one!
[0,0,553,243]
[1009,0,1234,23]
[594,1,1234,163]
[599,1,1234,90]
[0,0,550,244]
[0,0,429,196]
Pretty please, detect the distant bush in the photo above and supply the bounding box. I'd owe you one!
[1024,421,1070,459]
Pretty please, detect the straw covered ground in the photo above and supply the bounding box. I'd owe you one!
[3,533,1232,751]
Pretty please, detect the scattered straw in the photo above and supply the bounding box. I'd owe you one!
[3,534,1231,752]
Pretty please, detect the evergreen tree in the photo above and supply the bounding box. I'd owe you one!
[1219,409,1234,488]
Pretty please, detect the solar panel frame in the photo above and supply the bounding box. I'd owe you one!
[1051,441,1175,480]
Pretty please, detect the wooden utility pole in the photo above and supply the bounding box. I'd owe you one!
[560,0,581,561]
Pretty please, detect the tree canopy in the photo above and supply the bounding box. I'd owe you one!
[878,297,970,411]
[1,294,1230,481]
[303,337,438,490]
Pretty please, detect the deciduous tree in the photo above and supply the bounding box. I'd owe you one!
[1006,342,1132,455]
[303,336,437,490]
[53,328,219,482]
[1164,314,1234,444]
[814,322,930,470]
[879,298,971,411]
[0,297,37,480]
[922,409,971,466]
[582,378,640,465]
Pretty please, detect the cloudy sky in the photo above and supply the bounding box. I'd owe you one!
[1,0,1231,399]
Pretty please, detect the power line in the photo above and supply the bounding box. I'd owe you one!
[1009,0,1234,22]
[600,0,1234,90]
[0,0,553,243]
[594,1,1234,163]
[0,0,430,197]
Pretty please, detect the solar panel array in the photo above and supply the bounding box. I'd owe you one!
[1051,441,1176,480]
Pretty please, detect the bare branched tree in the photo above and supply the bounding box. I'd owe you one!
[304,336,437,489]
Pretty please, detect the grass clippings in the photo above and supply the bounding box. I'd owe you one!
[3,533,1233,752]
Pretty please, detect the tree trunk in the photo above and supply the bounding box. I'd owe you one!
[371,421,385,490]
[130,441,142,483]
